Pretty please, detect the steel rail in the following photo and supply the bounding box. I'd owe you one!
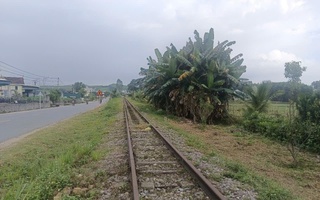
[124,98,226,200]
[123,100,139,200]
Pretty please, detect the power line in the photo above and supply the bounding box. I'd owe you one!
[0,60,48,78]
[0,68,39,80]
[0,60,60,86]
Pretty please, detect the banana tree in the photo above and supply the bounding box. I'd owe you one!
[140,28,246,123]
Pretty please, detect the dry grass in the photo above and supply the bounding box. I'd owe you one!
[169,121,320,200]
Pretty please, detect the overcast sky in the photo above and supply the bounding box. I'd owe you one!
[0,0,319,86]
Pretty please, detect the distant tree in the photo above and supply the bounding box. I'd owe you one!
[104,91,111,97]
[78,88,86,98]
[311,80,320,90]
[270,82,313,102]
[284,61,307,102]
[270,82,290,102]
[300,83,313,96]
[284,61,306,83]
[284,61,307,165]
[127,78,144,93]
[116,79,123,94]
[48,89,61,104]
[111,89,118,97]
[73,82,86,93]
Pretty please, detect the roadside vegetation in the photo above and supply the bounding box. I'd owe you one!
[0,98,122,199]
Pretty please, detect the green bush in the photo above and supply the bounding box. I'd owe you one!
[242,112,320,153]
[132,90,144,101]
[296,92,320,123]
[48,89,61,104]
[296,121,320,153]
[242,112,287,141]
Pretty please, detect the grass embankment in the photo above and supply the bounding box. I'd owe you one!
[130,98,320,200]
[0,98,122,199]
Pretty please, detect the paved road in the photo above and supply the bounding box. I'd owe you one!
[0,99,108,143]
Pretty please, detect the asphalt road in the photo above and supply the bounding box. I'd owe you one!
[0,99,108,143]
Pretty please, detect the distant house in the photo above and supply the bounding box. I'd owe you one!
[84,86,94,96]
[239,78,253,85]
[0,77,10,86]
[0,77,39,98]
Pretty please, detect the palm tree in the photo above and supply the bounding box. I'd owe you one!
[244,83,273,116]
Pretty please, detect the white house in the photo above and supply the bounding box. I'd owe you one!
[0,77,39,98]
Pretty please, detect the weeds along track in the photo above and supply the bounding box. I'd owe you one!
[123,98,226,200]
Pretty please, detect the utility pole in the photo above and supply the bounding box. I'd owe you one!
[42,77,48,86]
[39,91,43,109]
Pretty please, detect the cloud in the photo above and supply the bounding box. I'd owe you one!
[235,0,267,16]
[0,0,319,86]
[125,21,162,30]
[234,0,305,16]
[229,29,245,34]
[259,50,301,63]
[241,49,300,83]
[280,0,305,14]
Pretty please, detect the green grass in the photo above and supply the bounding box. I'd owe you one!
[223,162,293,200]
[0,97,122,199]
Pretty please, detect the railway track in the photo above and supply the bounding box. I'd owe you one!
[123,98,226,200]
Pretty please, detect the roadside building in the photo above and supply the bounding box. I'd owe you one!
[0,77,39,98]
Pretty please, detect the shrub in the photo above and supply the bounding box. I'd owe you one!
[242,112,287,140]
[242,112,320,153]
[296,92,320,123]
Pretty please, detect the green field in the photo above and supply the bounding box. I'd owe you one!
[229,101,290,117]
